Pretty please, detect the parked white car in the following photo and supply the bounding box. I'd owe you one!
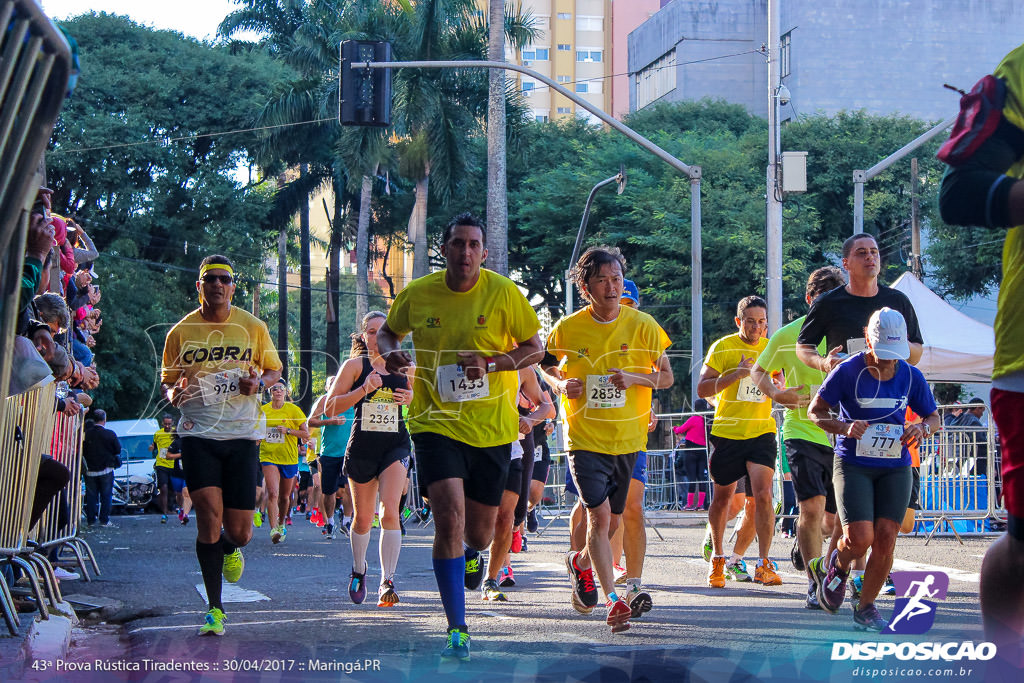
[106,418,159,510]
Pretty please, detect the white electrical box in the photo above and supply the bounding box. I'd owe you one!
[781,151,808,193]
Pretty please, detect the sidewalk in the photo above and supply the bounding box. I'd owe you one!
[0,602,76,681]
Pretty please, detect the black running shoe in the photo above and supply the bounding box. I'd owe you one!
[790,536,804,572]
[464,548,484,591]
[565,551,598,609]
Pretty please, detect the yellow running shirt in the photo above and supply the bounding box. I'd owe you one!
[386,269,540,448]
[546,306,671,455]
[259,402,307,465]
[152,429,175,468]
[704,333,775,440]
[993,44,1024,380]
[306,427,320,464]
[161,307,283,441]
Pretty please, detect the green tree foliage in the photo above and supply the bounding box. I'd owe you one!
[46,13,292,417]
[446,102,968,409]
[260,274,387,395]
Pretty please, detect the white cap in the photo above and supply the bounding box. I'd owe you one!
[867,307,910,360]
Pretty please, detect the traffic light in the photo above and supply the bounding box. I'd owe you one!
[340,40,392,127]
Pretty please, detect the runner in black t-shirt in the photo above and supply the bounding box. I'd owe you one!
[797,234,924,374]
[796,232,925,602]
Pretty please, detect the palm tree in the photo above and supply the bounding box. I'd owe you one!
[487,0,507,276]
[391,0,536,278]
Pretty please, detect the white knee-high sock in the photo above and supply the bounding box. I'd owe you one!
[379,529,403,582]
[351,531,370,574]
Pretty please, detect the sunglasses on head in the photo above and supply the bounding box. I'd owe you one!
[201,274,233,285]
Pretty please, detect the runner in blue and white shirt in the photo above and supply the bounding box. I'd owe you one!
[807,307,940,632]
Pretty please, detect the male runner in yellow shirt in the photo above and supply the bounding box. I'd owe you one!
[698,295,782,589]
[161,255,282,636]
[377,213,542,660]
[544,246,672,634]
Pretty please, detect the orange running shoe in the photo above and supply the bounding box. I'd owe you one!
[754,558,783,586]
[708,556,727,588]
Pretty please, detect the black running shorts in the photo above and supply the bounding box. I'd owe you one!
[908,466,921,511]
[319,455,347,493]
[785,439,837,514]
[505,456,524,494]
[567,450,639,515]
[411,431,511,507]
[344,447,410,485]
[708,433,777,487]
[833,457,912,525]
[180,437,259,511]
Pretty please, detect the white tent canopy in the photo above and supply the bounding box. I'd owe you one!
[890,272,995,383]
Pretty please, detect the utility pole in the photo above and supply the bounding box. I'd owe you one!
[765,0,783,333]
[486,0,508,276]
[277,228,288,383]
[910,157,923,279]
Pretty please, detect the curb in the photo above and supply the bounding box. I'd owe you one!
[14,602,78,679]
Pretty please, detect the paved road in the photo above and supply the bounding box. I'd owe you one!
[29,510,1005,683]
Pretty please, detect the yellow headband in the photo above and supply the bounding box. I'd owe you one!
[199,263,234,279]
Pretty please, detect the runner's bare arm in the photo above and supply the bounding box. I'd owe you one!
[324,357,372,415]
[609,353,673,390]
[456,333,545,380]
[808,394,867,438]
[696,355,753,399]
[377,322,413,374]
[796,343,843,373]
[750,363,806,408]
[908,342,923,367]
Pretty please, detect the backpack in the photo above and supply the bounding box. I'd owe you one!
[937,75,1008,166]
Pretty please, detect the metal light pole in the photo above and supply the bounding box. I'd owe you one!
[565,168,626,315]
[852,115,955,234]
[765,0,783,334]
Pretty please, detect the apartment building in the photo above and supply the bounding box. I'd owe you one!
[479,1,663,121]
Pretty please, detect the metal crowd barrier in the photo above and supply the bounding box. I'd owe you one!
[530,407,1003,546]
[33,409,99,583]
[916,419,999,544]
[0,381,55,634]
[401,404,1002,549]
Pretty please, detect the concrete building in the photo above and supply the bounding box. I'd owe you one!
[478,1,664,121]
[628,0,1024,122]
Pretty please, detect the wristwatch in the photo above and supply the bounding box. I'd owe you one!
[922,423,932,437]
[485,356,497,374]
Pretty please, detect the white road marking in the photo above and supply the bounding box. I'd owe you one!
[478,610,515,620]
[556,632,602,646]
[890,558,979,583]
[195,583,271,603]
[592,644,688,653]
[131,616,323,633]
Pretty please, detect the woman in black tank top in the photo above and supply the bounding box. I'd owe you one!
[323,311,412,607]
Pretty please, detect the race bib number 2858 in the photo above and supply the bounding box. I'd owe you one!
[586,375,625,409]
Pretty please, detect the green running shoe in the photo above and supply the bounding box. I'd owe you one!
[701,523,713,562]
[725,558,752,582]
[222,549,244,583]
[441,627,471,661]
[198,608,225,636]
[253,510,262,528]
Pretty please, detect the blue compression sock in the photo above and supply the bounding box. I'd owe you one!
[433,556,466,630]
